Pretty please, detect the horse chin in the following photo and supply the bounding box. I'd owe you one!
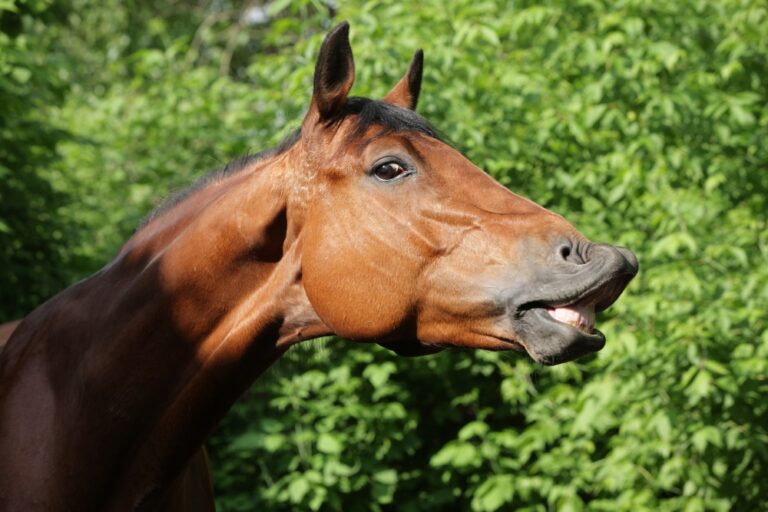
[378,339,445,357]
[517,308,606,365]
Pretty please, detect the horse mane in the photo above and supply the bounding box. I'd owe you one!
[343,97,442,140]
[140,97,442,229]
[139,128,302,228]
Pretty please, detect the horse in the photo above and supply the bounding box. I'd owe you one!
[0,319,215,511]
[0,321,20,348]
[0,22,638,511]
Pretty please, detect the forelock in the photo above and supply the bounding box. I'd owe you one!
[342,97,443,140]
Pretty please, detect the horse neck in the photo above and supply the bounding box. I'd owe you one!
[0,157,327,509]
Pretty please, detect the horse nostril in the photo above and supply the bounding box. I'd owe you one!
[557,240,588,264]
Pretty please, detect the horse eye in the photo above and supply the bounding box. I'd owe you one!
[372,162,408,181]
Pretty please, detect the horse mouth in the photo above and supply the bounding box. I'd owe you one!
[515,272,634,365]
[546,302,596,335]
[530,272,630,329]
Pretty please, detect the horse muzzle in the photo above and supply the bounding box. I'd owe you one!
[510,243,639,365]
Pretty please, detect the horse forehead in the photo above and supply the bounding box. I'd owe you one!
[354,131,431,162]
[401,136,563,221]
[396,135,494,191]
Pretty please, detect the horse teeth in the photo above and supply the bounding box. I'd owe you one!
[546,303,595,334]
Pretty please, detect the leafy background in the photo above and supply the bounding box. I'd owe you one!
[2,0,767,510]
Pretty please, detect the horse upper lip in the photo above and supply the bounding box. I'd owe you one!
[523,273,632,313]
[516,245,638,314]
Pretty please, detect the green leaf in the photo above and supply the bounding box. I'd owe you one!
[692,426,722,453]
[471,475,514,511]
[363,362,396,388]
[229,432,260,451]
[288,477,310,503]
[458,420,490,440]
[373,469,398,485]
[267,0,292,16]
[317,433,343,454]
[430,441,479,468]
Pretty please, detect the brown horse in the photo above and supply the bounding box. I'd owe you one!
[1,317,215,511]
[0,321,20,348]
[0,23,637,511]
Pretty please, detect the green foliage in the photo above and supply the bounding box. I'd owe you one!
[0,0,77,318]
[3,0,767,510]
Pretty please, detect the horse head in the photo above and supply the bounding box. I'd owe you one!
[278,23,638,365]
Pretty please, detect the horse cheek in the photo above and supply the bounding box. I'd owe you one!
[301,229,412,341]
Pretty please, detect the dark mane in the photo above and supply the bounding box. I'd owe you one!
[344,97,443,140]
[141,98,442,228]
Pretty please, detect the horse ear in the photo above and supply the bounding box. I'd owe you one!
[308,22,355,122]
[383,50,423,110]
